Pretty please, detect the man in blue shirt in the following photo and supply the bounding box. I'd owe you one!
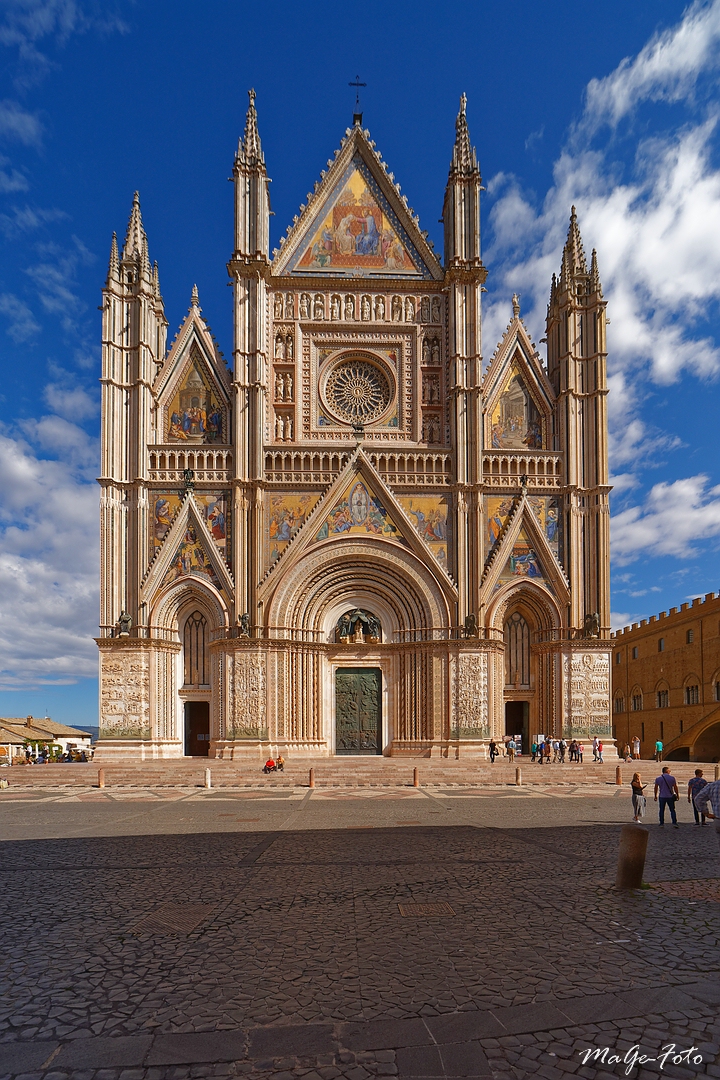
[654,766,679,827]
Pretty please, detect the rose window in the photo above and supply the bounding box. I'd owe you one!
[324,358,392,424]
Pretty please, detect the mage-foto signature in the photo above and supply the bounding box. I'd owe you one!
[578,1044,703,1075]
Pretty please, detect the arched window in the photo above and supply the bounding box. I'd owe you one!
[183,610,208,686]
[504,611,530,687]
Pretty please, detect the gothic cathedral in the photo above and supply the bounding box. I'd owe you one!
[96,93,612,760]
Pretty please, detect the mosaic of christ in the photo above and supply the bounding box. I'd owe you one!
[296,168,417,274]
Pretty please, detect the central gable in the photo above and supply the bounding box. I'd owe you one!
[273,127,443,281]
[287,156,423,277]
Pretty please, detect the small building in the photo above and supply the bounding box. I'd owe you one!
[0,716,93,761]
[611,593,720,761]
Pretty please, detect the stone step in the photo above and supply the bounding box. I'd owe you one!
[1,759,714,789]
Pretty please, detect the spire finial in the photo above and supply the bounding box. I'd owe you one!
[122,190,146,260]
[238,88,264,165]
[107,231,119,284]
[561,204,587,280]
[349,75,367,125]
[512,293,520,318]
[190,283,200,308]
[451,93,478,175]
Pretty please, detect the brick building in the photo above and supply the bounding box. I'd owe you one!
[611,593,720,761]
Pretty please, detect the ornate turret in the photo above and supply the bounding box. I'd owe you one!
[232,89,270,261]
[546,207,610,635]
[106,232,119,286]
[443,94,483,269]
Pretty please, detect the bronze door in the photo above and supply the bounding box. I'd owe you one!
[335,668,382,755]
[184,701,210,756]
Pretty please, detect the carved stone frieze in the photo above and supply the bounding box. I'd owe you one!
[562,649,611,737]
[454,651,489,738]
[99,646,152,739]
[227,649,267,740]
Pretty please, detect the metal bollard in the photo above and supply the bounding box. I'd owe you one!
[616,823,649,888]
[97,768,105,789]
[413,767,419,788]
[309,768,315,789]
[715,764,720,782]
[204,767,211,789]
[616,765,622,786]
[515,766,522,786]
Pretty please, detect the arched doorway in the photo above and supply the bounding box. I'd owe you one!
[504,611,531,753]
[182,609,210,756]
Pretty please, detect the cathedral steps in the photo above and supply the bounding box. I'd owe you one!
[1,759,714,790]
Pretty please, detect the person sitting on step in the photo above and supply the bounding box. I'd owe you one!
[263,757,277,774]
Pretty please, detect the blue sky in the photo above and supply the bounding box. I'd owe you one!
[0,0,719,726]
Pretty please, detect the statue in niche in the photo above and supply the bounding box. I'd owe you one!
[313,294,324,320]
[286,334,294,359]
[431,339,440,364]
[274,372,284,401]
[274,414,284,441]
[283,415,294,441]
[431,296,442,323]
[299,293,310,319]
[361,295,371,321]
[405,296,415,322]
[275,333,285,359]
[284,293,294,319]
[391,295,402,322]
[331,294,341,320]
[336,608,381,643]
[422,338,431,364]
[463,613,479,639]
[344,295,355,320]
[420,296,430,323]
[117,610,132,637]
[422,374,440,404]
[283,372,293,400]
[423,415,441,444]
[274,294,283,319]
[238,613,250,638]
[374,295,385,320]
[582,612,600,638]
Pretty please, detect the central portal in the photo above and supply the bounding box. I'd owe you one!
[335,667,382,755]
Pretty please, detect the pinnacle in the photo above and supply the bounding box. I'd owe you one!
[451,92,478,175]
[561,205,587,278]
[590,248,603,294]
[238,87,264,166]
[190,283,200,308]
[122,190,146,260]
[106,231,119,284]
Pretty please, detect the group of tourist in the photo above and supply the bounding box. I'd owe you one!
[262,754,284,774]
[22,745,89,764]
[630,766,720,830]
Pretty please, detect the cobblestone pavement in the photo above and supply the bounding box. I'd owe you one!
[0,786,719,1080]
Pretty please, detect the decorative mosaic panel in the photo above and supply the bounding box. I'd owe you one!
[267,492,320,566]
[489,366,543,449]
[397,495,449,571]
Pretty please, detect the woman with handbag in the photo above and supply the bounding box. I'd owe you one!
[631,772,647,821]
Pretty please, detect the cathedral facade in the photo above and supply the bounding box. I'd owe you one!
[96,94,612,760]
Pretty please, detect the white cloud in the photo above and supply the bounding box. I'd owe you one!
[581,0,720,135]
[0,291,40,341]
[42,381,97,423]
[611,474,720,563]
[0,98,42,145]
[0,420,98,688]
[0,153,27,192]
[0,203,66,235]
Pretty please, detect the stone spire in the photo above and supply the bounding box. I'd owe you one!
[122,191,146,260]
[190,283,200,308]
[237,88,264,166]
[152,260,161,298]
[590,248,603,295]
[106,231,119,285]
[450,93,479,176]
[560,206,588,284]
[140,233,151,279]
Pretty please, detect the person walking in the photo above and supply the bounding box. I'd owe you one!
[544,740,552,765]
[530,740,538,763]
[577,741,584,763]
[688,769,708,826]
[597,740,604,764]
[552,739,560,763]
[654,766,679,827]
[622,743,632,763]
[655,739,663,762]
[694,780,720,852]
[559,738,567,763]
[489,738,498,764]
[632,735,641,759]
[631,772,647,821]
[506,738,516,763]
[592,736,599,761]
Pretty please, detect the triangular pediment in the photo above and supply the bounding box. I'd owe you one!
[153,301,231,445]
[481,495,569,605]
[272,128,443,281]
[483,308,555,451]
[258,449,457,602]
[141,493,234,603]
